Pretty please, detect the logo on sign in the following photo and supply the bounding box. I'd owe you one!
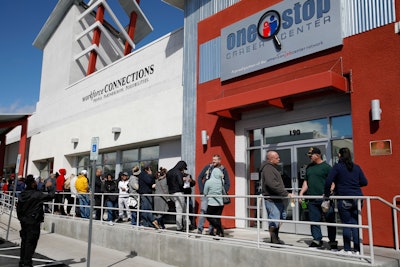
[257,10,282,50]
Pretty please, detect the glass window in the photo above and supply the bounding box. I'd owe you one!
[77,156,90,167]
[264,118,328,144]
[248,129,263,147]
[122,149,139,163]
[331,139,353,164]
[140,146,159,160]
[102,152,116,165]
[331,115,352,138]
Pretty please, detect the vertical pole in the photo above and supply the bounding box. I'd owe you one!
[393,196,399,251]
[87,4,105,75]
[0,135,6,177]
[6,154,20,241]
[18,118,28,175]
[87,160,96,267]
[257,195,261,248]
[123,0,140,55]
[367,198,375,264]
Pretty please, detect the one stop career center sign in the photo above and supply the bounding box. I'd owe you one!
[220,0,343,81]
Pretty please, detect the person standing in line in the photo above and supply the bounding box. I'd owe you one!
[104,173,118,225]
[299,147,337,249]
[17,175,55,267]
[55,169,66,215]
[138,166,159,228]
[63,173,74,216]
[154,167,169,229]
[167,160,188,231]
[43,173,56,213]
[183,172,196,230]
[93,168,103,220]
[75,170,90,219]
[260,150,293,244]
[69,173,80,217]
[197,155,230,235]
[203,168,225,237]
[116,172,131,222]
[324,147,368,255]
[128,166,140,226]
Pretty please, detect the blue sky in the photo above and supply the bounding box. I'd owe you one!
[0,0,183,114]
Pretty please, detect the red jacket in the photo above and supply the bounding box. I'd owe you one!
[56,169,66,191]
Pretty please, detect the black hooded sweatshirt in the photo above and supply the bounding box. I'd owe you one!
[17,188,55,225]
[166,160,187,194]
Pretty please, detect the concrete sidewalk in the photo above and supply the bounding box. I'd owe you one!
[1,217,176,267]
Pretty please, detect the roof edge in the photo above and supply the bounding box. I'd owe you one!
[32,0,79,50]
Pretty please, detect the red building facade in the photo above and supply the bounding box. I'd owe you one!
[195,0,400,247]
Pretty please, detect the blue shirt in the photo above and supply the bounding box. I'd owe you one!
[324,161,368,197]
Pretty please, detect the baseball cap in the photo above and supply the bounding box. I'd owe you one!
[122,172,129,176]
[81,170,88,175]
[307,147,321,156]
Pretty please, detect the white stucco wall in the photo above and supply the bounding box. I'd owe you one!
[24,28,184,174]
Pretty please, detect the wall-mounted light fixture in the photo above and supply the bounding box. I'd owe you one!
[371,99,382,121]
[201,130,209,145]
[112,127,121,134]
[71,138,79,144]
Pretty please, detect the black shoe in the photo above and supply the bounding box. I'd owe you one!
[309,240,323,248]
[116,217,123,223]
[329,241,338,251]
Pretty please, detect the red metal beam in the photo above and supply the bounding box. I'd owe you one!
[124,0,140,55]
[86,4,105,75]
[0,135,5,177]
[17,118,28,175]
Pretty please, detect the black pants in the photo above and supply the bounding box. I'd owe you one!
[95,196,102,220]
[206,205,224,236]
[19,222,41,267]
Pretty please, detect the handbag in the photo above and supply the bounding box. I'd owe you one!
[127,196,138,209]
[220,177,231,205]
[321,200,330,213]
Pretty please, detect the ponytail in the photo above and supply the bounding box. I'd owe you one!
[339,147,353,171]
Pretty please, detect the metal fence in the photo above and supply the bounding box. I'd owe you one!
[2,191,400,265]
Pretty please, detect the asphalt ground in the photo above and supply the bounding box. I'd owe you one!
[0,238,67,267]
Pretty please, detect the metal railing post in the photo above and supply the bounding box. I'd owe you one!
[358,198,364,256]
[393,196,399,251]
[366,197,374,264]
[257,195,261,248]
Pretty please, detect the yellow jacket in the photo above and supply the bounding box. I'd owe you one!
[75,174,89,193]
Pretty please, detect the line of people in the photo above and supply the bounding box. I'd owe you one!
[261,147,368,255]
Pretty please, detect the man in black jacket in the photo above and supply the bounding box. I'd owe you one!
[94,168,103,220]
[17,175,55,267]
[166,160,188,231]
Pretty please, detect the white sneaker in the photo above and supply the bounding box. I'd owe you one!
[108,221,114,226]
[339,249,353,256]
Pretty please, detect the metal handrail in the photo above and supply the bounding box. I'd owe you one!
[3,191,400,264]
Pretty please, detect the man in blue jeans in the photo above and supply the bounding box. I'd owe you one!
[260,150,292,244]
[197,155,230,235]
[299,147,337,250]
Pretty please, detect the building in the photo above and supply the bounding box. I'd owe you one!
[2,0,184,177]
[2,0,399,248]
[166,0,398,247]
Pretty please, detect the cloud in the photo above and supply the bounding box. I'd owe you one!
[0,101,36,114]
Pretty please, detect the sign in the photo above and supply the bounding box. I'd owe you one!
[250,172,259,180]
[370,140,392,156]
[220,0,342,81]
[15,154,21,174]
[90,137,99,161]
